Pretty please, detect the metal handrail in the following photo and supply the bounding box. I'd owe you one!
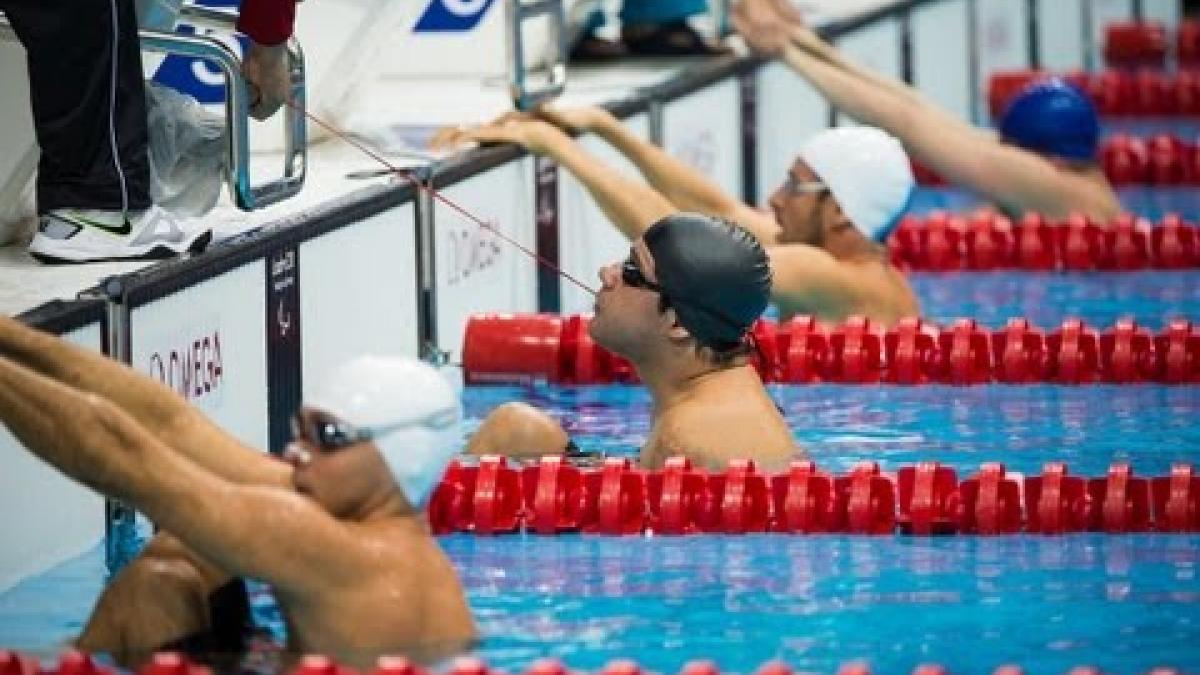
[504,0,568,111]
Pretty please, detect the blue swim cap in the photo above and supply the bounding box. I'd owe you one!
[998,79,1099,161]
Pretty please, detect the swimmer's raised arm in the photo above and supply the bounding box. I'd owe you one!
[0,316,289,487]
[538,105,782,245]
[460,117,675,237]
[0,356,358,595]
[776,44,1117,221]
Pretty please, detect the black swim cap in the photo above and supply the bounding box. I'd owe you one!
[642,213,772,351]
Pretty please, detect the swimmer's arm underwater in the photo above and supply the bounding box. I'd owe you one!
[76,533,234,664]
[776,43,1110,220]
[0,356,359,595]
[539,106,782,245]
[0,316,289,487]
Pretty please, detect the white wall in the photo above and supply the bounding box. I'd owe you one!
[434,159,539,361]
[754,63,829,206]
[974,0,1031,123]
[1037,0,1087,71]
[130,262,269,451]
[557,114,651,316]
[0,324,106,593]
[661,79,744,201]
[911,0,973,123]
[301,204,421,395]
[834,17,902,126]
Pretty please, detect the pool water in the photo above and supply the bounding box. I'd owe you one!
[909,186,1200,222]
[464,384,1200,477]
[909,270,1200,328]
[2,229,1199,674]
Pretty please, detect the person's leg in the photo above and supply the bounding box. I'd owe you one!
[568,0,628,62]
[2,0,151,215]
[619,0,729,56]
[2,0,211,263]
[619,0,709,25]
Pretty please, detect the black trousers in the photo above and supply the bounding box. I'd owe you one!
[1,0,151,213]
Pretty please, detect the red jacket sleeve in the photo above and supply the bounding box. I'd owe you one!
[236,0,296,45]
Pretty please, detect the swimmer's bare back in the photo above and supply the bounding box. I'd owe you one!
[641,364,801,472]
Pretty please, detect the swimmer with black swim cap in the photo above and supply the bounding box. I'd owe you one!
[732,0,1120,222]
[469,213,800,472]
[0,313,475,668]
[590,212,772,361]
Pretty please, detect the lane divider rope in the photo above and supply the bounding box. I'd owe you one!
[426,456,1200,537]
[461,314,1200,385]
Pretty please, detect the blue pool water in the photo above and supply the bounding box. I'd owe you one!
[909,270,1200,328]
[2,270,1199,674]
[909,187,1200,222]
[1,383,1198,673]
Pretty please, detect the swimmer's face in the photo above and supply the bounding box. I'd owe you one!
[770,161,835,247]
[285,406,386,517]
[591,240,670,357]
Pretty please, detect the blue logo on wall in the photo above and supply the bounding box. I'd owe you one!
[152,0,246,105]
[413,0,497,32]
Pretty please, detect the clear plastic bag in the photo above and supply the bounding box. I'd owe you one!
[146,82,227,217]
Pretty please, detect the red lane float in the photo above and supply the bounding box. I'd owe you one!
[463,314,1200,385]
[888,212,1200,270]
[989,67,1200,118]
[1104,21,1168,68]
[427,457,1200,536]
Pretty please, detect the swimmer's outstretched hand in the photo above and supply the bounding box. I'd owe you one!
[430,115,570,156]
[731,0,795,57]
[533,104,615,134]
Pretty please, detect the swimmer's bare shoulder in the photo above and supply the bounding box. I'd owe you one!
[280,518,475,665]
[642,390,800,472]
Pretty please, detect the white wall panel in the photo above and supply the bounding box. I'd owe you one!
[1141,0,1181,30]
[975,0,1031,122]
[661,80,743,201]
[301,204,419,398]
[130,262,268,451]
[835,17,902,126]
[557,114,650,315]
[754,62,829,205]
[435,159,538,360]
[1037,0,1087,71]
[911,0,973,124]
[0,325,105,593]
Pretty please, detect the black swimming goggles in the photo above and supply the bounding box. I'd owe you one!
[621,254,664,294]
[291,408,456,453]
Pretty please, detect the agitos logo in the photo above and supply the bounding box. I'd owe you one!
[147,331,224,402]
[413,0,497,32]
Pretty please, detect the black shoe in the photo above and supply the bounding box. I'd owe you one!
[621,20,731,57]
[570,34,630,63]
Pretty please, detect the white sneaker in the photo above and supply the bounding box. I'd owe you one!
[28,206,212,264]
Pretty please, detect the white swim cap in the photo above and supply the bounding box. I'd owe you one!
[797,126,915,242]
[306,355,463,507]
